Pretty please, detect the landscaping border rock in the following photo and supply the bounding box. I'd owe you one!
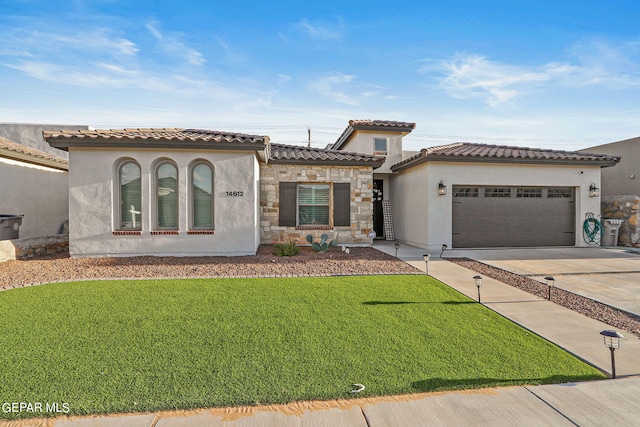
[448,257,640,337]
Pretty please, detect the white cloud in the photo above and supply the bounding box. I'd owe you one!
[429,53,574,106]
[310,73,359,105]
[146,22,206,66]
[295,18,343,40]
[277,74,292,85]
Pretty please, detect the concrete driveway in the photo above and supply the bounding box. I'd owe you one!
[447,247,640,316]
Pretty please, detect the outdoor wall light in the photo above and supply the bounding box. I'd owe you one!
[545,276,555,300]
[438,180,447,196]
[589,183,600,198]
[394,241,400,258]
[600,330,624,378]
[473,275,483,303]
[423,253,431,275]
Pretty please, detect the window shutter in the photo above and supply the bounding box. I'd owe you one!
[333,183,350,226]
[279,182,296,226]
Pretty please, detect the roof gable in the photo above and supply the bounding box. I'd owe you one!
[332,119,416,150]
[391,142,621,171]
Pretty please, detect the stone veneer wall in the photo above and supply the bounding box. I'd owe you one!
[0,234,69,262]
[260,164,374,245]
[602,195,640,247]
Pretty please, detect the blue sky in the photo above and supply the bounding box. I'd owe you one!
[2,1,640,151]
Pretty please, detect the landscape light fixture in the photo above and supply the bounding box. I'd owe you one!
[600,330,624,378]
[423,253,431,275]
[589,183,600,198]
[545,276,555,300]
[473,275,483,303]
[438,180,447,196]
[394,241,400,258]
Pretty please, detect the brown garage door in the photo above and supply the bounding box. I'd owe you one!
[452,186,575,248]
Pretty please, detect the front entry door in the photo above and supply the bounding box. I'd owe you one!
[373,179,384,239]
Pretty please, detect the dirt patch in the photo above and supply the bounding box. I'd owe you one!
[448,257,640,337]
[0,245,420,289]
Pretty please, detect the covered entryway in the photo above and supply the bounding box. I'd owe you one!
[452,186,575,248]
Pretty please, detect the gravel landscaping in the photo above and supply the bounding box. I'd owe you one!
[448,257,640,337]
[0,245,420,289]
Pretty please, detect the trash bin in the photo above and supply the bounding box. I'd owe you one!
[0,215,24,240]
[601,218,624,246]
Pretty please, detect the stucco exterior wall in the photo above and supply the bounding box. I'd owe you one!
[337,132,403,174]
[259,164,374,245]
[0,158,68,238]
[581,138,639,197]
[68,148,260,257]
[391,161,602,251]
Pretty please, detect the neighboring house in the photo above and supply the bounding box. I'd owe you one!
[44,128,383,257]
[580,137,640,197]
[0,136,69,238]
[330,120,620,251]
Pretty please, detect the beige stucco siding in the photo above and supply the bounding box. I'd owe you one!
[260,164,374,245]
[391,161,602,251]
[337,132,403,174]
[68,148,260,257]
[0,158,68,238]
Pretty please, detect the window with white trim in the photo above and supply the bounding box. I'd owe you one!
[297,184,330,225]
[118,161,142,230]
[156,162,178,229]
[191,162,214,229]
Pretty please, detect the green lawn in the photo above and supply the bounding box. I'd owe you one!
[0,275,603,419]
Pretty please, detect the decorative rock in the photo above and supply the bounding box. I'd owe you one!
[602,196,640,247]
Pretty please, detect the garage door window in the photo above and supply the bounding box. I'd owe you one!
[485,187,511,197]
[516,188,542,198]
[548,188,573,198]
[453,187,478,197]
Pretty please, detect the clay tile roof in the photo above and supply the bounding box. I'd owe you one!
[0,136,68,170]
[333,119,416,150]
[269,143,385,167]
[391,142,621,171]
[43,128,268,150]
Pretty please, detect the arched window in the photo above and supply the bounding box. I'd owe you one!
[191,162,214,229]
[118,161,142,230]
[156,162,178,229]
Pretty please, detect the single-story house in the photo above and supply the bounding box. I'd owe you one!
[44,128,383,257]
[43,121,621,257]
[0,136,69,239]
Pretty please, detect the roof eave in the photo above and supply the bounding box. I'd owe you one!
[47,139,267,152]
[391,155,620,171]
[0,147,68,171]
[269,158,384,169]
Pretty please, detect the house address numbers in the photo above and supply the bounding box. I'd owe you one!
[225,191,244,197]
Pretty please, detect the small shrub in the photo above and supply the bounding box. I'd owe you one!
[273,241,301,257]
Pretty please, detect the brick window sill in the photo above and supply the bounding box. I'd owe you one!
[113,231,142,236]
[151,231,179,235]
[187,230,216,235]
[295,225,333,231]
